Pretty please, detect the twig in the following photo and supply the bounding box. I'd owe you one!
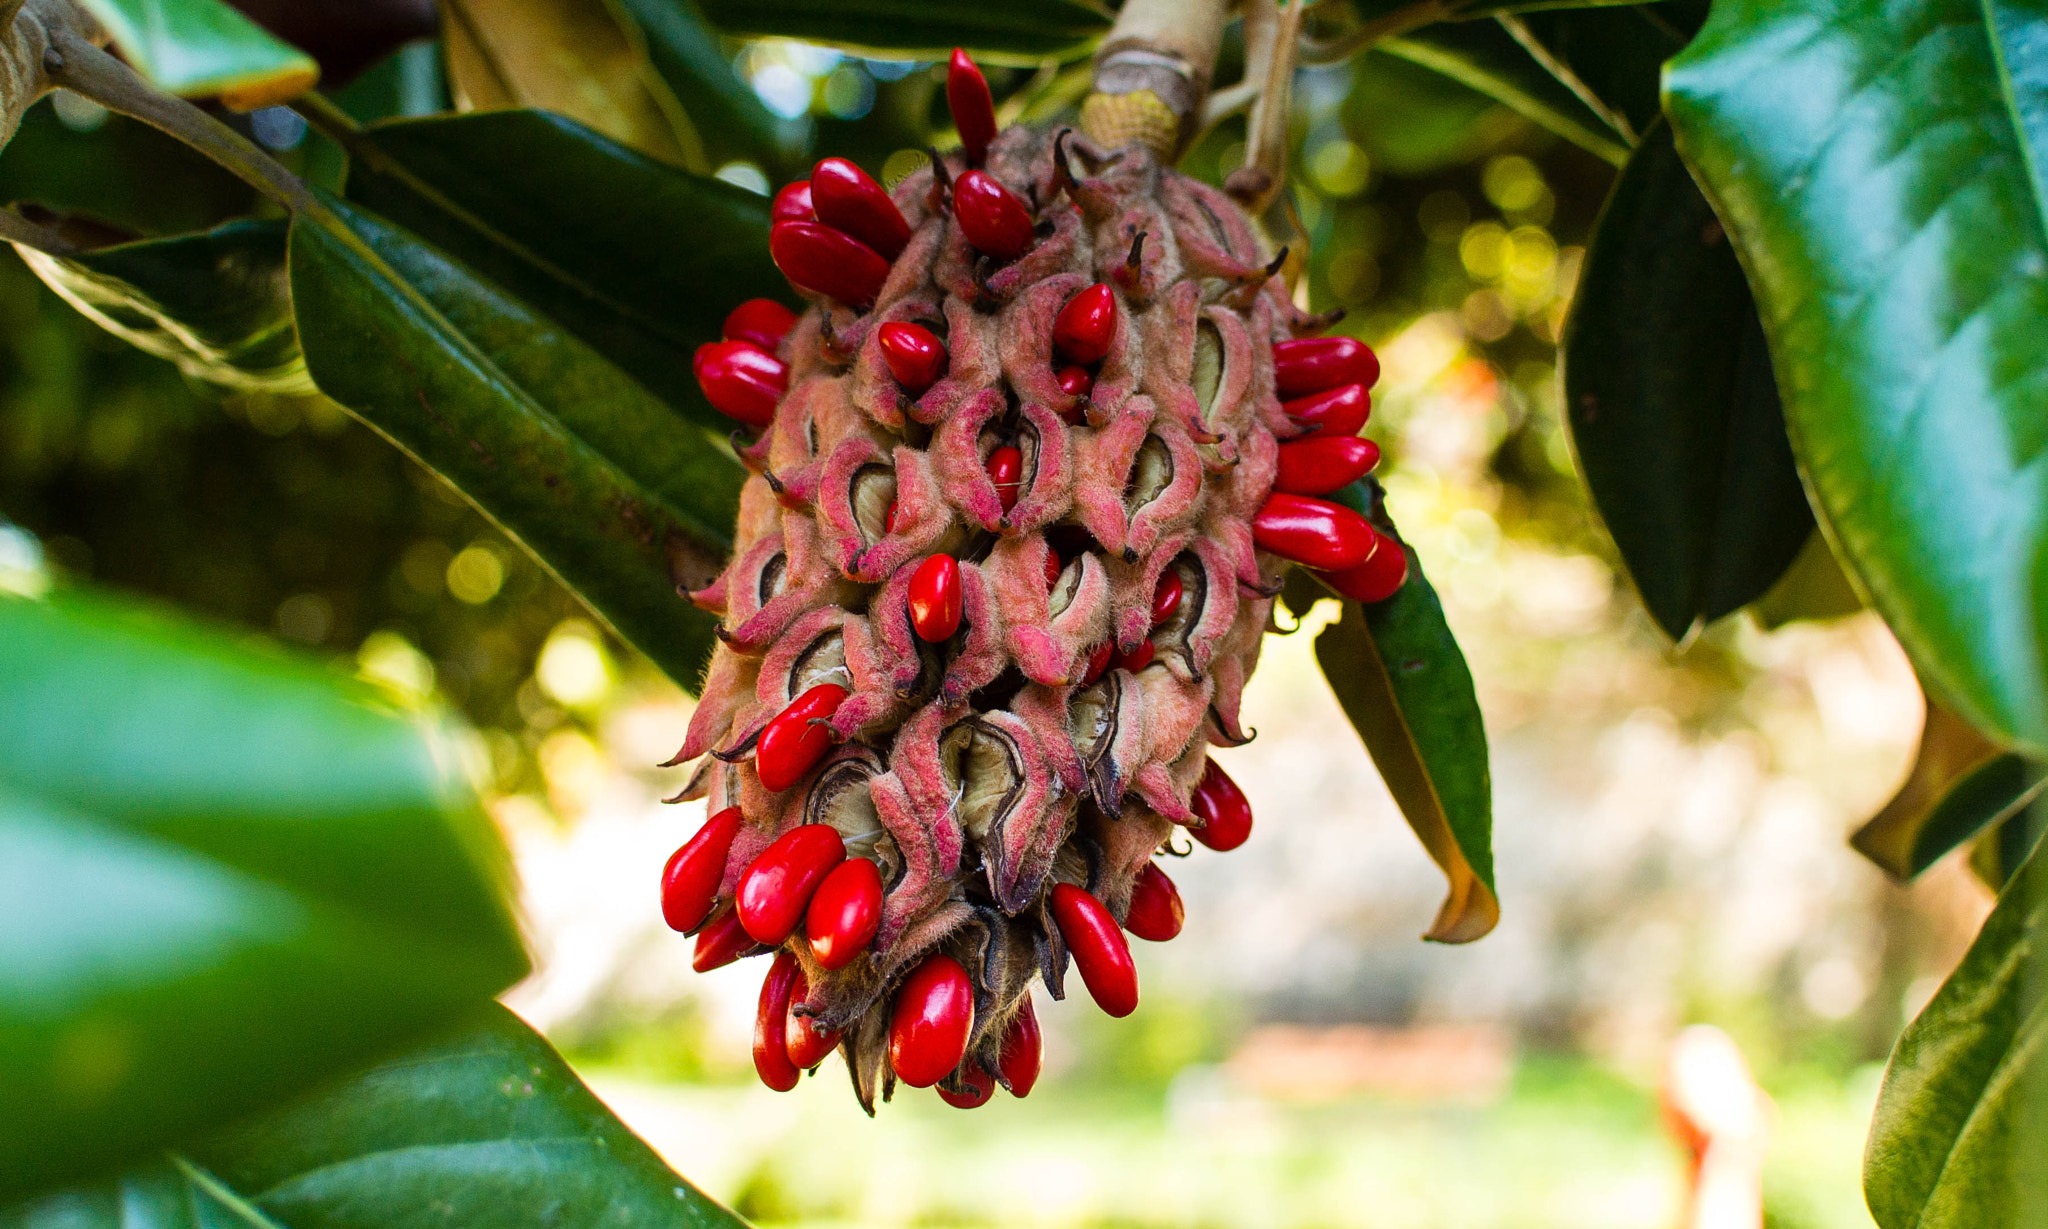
[0,204,79,255]
[1226,0,1306,213]
[1297,0,1454,64]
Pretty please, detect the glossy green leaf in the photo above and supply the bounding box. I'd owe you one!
[1854,696,2044,880]
[1562,120,1812,640]
[1499,1,1705,141]
[288,195,734,689]
[1379,21,1632,164]
[1314,540,1498,944]
[615,0,811,176]
[75,0,318,105]
[340,109,787,433]
[1665,0,2048,755]
[690,0,1108,60]
[1865,831,2048,1229]
[0,99,259,238]
[0,1005,749,1229]
[0,586,527,1203]
[15,220,310,393]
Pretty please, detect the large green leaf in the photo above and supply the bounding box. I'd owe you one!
[1865,830,2048,1229]
[15,220,310,393]
[338,109,787,434]
[0,100,258,238]
[288,195,735,689]
[1313,539,1498,944]
[1853,696,2045,880]
[1562,120,1812,640]
[0,1005,749,1229]
[690,0,1108,59]
[1378,21,1633,164]
[0,586,527,1203]
[1499,1,1705,140]
[615,0,811,176]
[75,0,318,105]
[1665,0,2048,755]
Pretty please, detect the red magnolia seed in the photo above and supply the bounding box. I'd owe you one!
[952,170,1034,261]
[754,682,850,792]
[784,968,842,1069]
[1283,383,1370,440]
[806,856,883,970]
[1042,549,1064,590]
[877,321,947,393]
[1251,493,1376,571]
[1274,336,1381,397]
[721,298,799,352]
[1050,884,1139,1018]
[1323,528,1409,603]
[736,822,847,944]
[908,554,964,641]
[997,997,1042,1097]
[692,907,759,972]
[938,1063,996,1109]
[1151,570,1183,626]
[987,445,1024,512]
[1274,436,1381,495]
[1190,759,1252,851]
[1081,641,1113,686]
[754,951,803,1092]
[946,48,997,166]
[1054,365,1093,399]
[660,805,742,933]
[810,156,911,259]
[692,340,787,429]
[1110,639,1155,673]
[771,180,814,223]
[769,220,890,308]
[889,954,975,1087]
[1123,862,1185,942]
[1053,282,1117,364]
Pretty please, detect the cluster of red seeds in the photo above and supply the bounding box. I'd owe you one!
[669,51,1402,1109]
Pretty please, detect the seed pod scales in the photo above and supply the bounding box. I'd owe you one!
[669,67,1389,1112]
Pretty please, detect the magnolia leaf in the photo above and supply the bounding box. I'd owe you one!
[612,0,809,176]
[1855,695,2046,881]
[1378,22,1630,166]
[1315,550,1499,944]
[74,0,317,107]
[689,0,1108,60]
[0,586,527,1203]
[1750,531,1865,630]
[1666,0,2048,756]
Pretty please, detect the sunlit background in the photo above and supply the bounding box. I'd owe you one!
[0,30,2000,1229]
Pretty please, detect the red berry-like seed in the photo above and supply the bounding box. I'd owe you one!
[1043,549,1064,591]
[736,822,847,945]
[691,907,759,972]
[660,805,742,933]
[1123,862,1185,942]
[754,682,849,793]
[1050,884,1139,1018]
[1053,283,1117,364]
[810,157,911,259]
[769,219,890,308]
[889,954,975,1087]
[1322,528,1409,603]
[1251,493,1377,571]
[721,298,799,352]
[692,340,786,429]
[771,180,814,223]
[1111,640,1155,673]
[877,321,947,393]
[1274,436,1382,495]
[1190,759,1253,851]
[946,48,997,166]
[1082,641,1113,686]
[754,951,803,1092]
[952,170,1034,261]
[997,998,1042,1097]
[1274,336,1381,397]
[938,1064,996,1109]
[883,500,899,534]
[1284,383,1371,440]
[1054,365,1093,399]
[784,967,842,1069]
[986,445,1024,512]
[806,856,883,970]
[1151,570,1183,626]
[908,554,964,642]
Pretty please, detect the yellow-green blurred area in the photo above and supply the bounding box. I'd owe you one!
[0,35,1993,1229]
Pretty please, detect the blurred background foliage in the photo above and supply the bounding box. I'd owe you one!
[0,19,1993,1229]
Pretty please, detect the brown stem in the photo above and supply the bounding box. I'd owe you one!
[1081,0,1230,158]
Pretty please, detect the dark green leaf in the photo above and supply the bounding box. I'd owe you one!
[1314,542,1498,943]
[1347,0,1651,20]
[288,195,734,689]
[691,0,1109,60]
[340,110,788,433]
[0,586,527,1203]
[76,0,318,104]
[1853,696,2043,880]
[1665,0,2048,754]
[1378,21,1632,164]
[1498,1,1705,140]
[1750,531,1865,629]
[0,1006,748,1229]
[1866,831,2048,1229]
[16,220,309,393]
[1561,120,1812,640]
[616,0,812,176]
[0,100,258,238]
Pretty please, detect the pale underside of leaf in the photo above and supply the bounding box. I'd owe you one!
[73,0,316,106]
[1855,694,2010,878]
